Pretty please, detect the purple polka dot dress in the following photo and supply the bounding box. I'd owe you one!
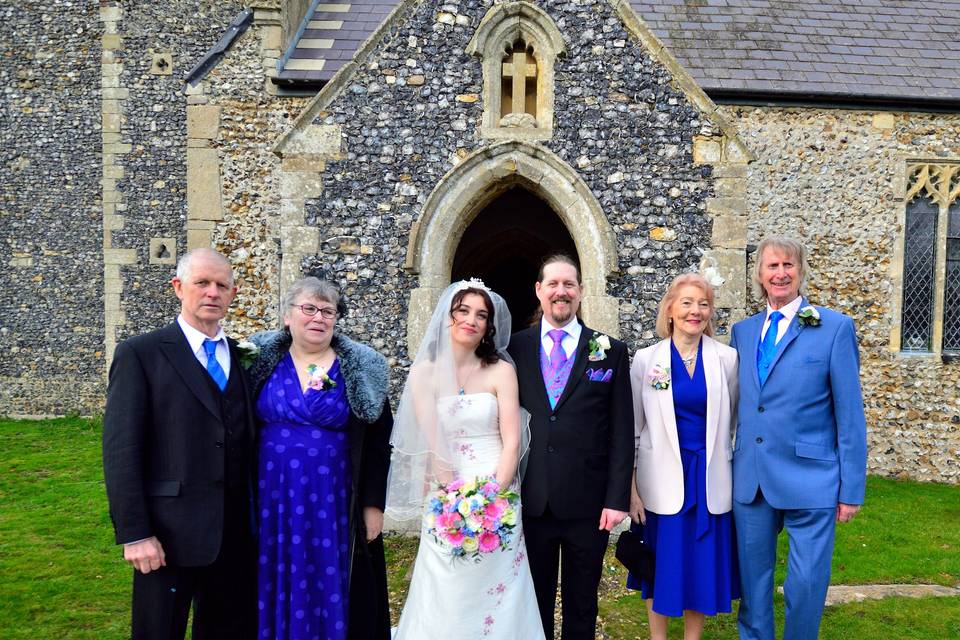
[256,354,352,640]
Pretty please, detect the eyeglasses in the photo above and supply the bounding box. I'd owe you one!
[292,304,338,319]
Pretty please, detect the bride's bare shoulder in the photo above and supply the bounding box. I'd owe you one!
[488,358,518,386]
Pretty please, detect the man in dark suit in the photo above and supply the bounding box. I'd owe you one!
[103,248,256,640]
[507,254,634,640]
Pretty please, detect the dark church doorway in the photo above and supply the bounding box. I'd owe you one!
[451,187,579,333]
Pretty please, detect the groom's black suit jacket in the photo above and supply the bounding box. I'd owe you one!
[103,322,256,567]
[508,324,634,519]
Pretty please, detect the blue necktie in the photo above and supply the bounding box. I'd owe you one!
[203,338,228,392]
[757,311,784,386]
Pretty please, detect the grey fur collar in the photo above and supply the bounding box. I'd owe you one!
[246,330,389,423]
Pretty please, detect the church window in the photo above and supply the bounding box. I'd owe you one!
[467,2,565,141]
[899,162,960,356]
[500,40,538,124]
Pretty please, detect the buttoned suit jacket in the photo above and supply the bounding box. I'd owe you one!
[630,335,738,515]
[508,324,634,519]
[729,300,867,509]
[102,322,256,566]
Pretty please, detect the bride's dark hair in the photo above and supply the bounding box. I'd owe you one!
[449,286,501,365]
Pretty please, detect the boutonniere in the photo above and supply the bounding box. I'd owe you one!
[587,332,611,361]
[647,364,671,390]
[798,305,821,327]
[236,340,260,368]
[306,363,337,391]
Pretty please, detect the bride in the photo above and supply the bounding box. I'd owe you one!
[386,280,545,639]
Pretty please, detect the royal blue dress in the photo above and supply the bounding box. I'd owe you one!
[627,340,740,616]
[256,354,352,640]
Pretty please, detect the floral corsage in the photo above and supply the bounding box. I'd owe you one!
[425,476,519,562]
[235,340,260,368]
[798,305,821,327]
[588,332,611,361]
[647,364,671,390]
[306,363,337,391]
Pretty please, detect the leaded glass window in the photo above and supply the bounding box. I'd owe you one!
[900,162,960,356]
[901,196,938,351]
[943,202,960,352]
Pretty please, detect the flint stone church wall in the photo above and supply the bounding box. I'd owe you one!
[1,0,956,484]
[725,105,960,481]
[0,1,104,415]
[111,1,247,341]
[300,0,718,373]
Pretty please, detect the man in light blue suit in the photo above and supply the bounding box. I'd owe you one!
[730,236,867,640]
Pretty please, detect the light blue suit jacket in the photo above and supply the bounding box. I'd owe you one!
[730,299,867,509]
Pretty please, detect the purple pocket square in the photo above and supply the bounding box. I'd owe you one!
[586,368,613,382]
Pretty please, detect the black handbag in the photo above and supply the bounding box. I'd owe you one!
[615,525,656,588]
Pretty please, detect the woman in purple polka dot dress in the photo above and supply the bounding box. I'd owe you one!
[245,277,393,640]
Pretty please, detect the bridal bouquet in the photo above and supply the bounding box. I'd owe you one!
[425,476,519,561]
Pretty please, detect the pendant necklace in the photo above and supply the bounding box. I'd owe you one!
[677,341,698,367]
[457,361,481,395]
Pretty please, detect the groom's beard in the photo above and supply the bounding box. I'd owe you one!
[545,297,576,325]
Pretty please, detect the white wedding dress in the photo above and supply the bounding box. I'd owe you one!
[394,393,545,639]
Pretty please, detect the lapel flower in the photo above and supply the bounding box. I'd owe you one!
[797,305,821,327]
[588,332,611,361]
[647,364,671,390]
[306,363,337,391]
[235,340,260,368]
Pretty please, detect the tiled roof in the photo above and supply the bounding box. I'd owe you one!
[630,0,960,103]
[277,0,960,104]
[276,0,401,83]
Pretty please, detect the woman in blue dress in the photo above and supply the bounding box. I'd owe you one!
[628,273,740,639]
[246,277,392,640]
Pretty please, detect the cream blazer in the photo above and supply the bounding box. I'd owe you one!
[630,335,739,515]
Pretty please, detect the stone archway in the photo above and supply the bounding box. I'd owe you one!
[405,140,620,353]
[451,186,579,332]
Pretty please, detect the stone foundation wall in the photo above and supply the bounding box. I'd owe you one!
[724,105,960,482]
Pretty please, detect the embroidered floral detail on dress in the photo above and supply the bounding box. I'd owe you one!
[447,396,473,415]
[458,443,477,461]
[483,615,495,636]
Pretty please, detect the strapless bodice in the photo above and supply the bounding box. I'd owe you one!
[436,392,501,479]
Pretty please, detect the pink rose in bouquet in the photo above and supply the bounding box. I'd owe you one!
[425,475,520,561]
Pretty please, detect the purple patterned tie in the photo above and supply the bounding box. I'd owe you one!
[543,329,568,408]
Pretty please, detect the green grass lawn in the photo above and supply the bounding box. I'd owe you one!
[1,417,958,639]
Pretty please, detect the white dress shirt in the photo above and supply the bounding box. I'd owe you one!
[177,315,231,378]
[540,316,582,359]
[760,295,803,345]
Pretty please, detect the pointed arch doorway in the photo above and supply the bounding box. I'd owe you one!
[405,141,620,354]
[451,187,578,332]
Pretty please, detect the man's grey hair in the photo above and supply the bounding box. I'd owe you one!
[175,248,234,285]
[281,277,342,327]
[752,236,810,301]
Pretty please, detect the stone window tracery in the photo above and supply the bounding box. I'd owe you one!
[899,162,960,355]
[467,2,565,141]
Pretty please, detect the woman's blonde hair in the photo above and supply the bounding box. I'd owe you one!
[655,273,716,338]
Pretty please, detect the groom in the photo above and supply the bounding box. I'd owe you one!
[508,254,634,640]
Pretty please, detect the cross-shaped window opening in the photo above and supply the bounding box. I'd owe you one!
[500,40,538,120]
